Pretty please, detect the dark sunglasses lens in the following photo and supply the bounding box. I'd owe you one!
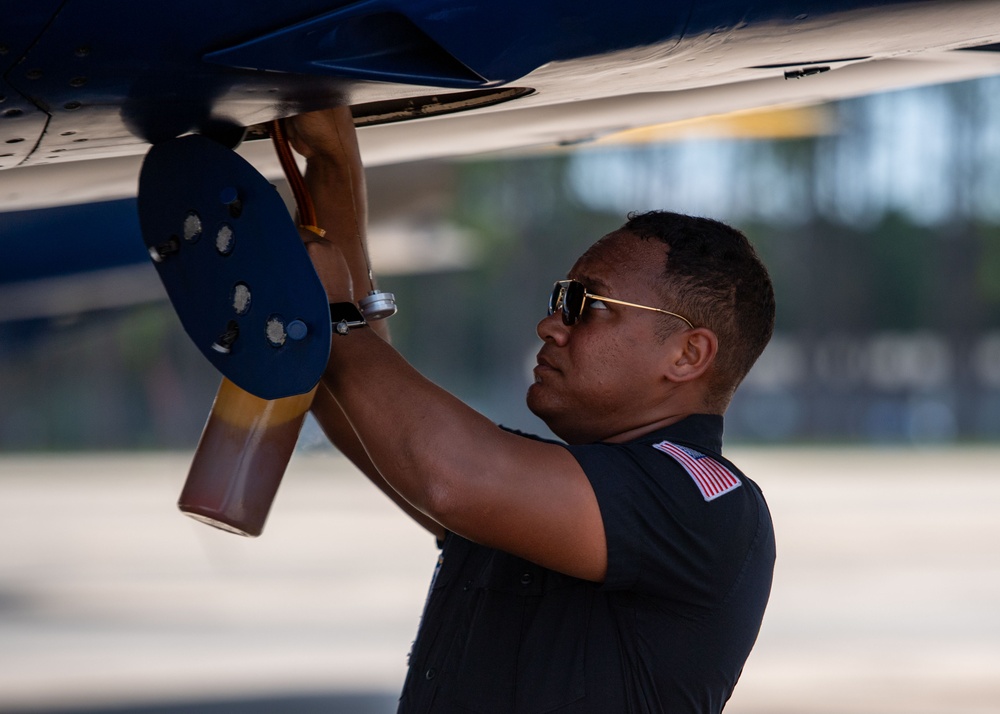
[548,281,585,325]
[548,283,563,316]
[562,281,585,325]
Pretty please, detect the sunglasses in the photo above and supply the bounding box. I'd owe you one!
[548,279,694,328]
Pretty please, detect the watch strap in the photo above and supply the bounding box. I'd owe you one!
[329,302,367,335]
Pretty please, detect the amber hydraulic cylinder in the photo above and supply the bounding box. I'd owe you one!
[178,378,315,536]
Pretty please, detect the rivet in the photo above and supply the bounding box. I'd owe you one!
[3,108,23,118]
[64,101,82,111]
[69,76,87,88]
[72,137,88,143]
[219,187,243,218]
[60,131,76,136]
[5,138,24,144]
[25,68,43,80]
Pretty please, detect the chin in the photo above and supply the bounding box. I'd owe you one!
[526,392,581,443]
[526,386,556,423]
[525,383,554,420]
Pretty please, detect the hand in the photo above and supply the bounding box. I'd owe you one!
[284,106,360,163]
[303,235,353,304]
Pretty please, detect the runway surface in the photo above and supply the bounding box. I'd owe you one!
[1,448,998,714]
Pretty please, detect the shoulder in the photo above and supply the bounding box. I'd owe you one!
[565,435,772,595]
[566,436,752,510]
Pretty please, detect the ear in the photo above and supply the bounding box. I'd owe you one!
[663,327,718,383]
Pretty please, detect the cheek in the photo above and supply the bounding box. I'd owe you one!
[598,328,664,387]
[573,334,634,389]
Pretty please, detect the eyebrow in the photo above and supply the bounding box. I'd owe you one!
[570,274,613,295]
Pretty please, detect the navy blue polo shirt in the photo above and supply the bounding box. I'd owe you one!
[398,414,775,714]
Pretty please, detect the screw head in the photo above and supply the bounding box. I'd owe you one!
[219,186,238,205]
[286,320,308,340]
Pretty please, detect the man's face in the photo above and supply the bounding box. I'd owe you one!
[526,231,681,444]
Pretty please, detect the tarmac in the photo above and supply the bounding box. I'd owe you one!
[1,448,998,714]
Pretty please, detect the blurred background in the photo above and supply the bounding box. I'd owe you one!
[1,77,999,713]
[4,78,1000,449]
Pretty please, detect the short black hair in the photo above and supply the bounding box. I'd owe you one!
[622,210,775,407]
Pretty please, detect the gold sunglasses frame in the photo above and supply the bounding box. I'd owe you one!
[550,280,694,329]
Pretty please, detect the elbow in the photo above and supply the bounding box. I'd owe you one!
[418,459,489,532]
[419,470,499,541]
[395,440,493,532]
[420,476,462,526]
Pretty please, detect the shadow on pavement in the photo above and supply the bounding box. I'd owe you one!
[9,693,399,714]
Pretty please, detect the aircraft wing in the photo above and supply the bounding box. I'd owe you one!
[2,0,1000,320]
[3,0,1000,209]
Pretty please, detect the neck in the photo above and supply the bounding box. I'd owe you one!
[600,385,722,444]
[601,411,692,444]
[545,385,721,445]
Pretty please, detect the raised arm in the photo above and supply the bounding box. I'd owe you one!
[295,109,609,582]
[285,108,443,538]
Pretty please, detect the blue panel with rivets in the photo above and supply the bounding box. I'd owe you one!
[136,134,330,399]
[0,0,62,169]
[0,78,47,170]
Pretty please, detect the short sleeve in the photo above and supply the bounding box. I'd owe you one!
[565,440,761,610]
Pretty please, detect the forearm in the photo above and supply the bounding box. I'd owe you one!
[294,110,389,341]
[311,382,444,537]
[321,329,519,535]
[289,108,422,525]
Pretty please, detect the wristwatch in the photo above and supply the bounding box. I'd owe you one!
[329,302,367,335]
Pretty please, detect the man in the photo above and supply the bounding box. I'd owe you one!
[287,107,776,713]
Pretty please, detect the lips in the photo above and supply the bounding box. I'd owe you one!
[534,351,561,376]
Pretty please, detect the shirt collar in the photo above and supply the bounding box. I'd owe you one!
[633,414,724,455]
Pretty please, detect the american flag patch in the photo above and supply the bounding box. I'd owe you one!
[652,441,742,501]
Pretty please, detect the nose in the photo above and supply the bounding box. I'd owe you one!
[536,310,570,345]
